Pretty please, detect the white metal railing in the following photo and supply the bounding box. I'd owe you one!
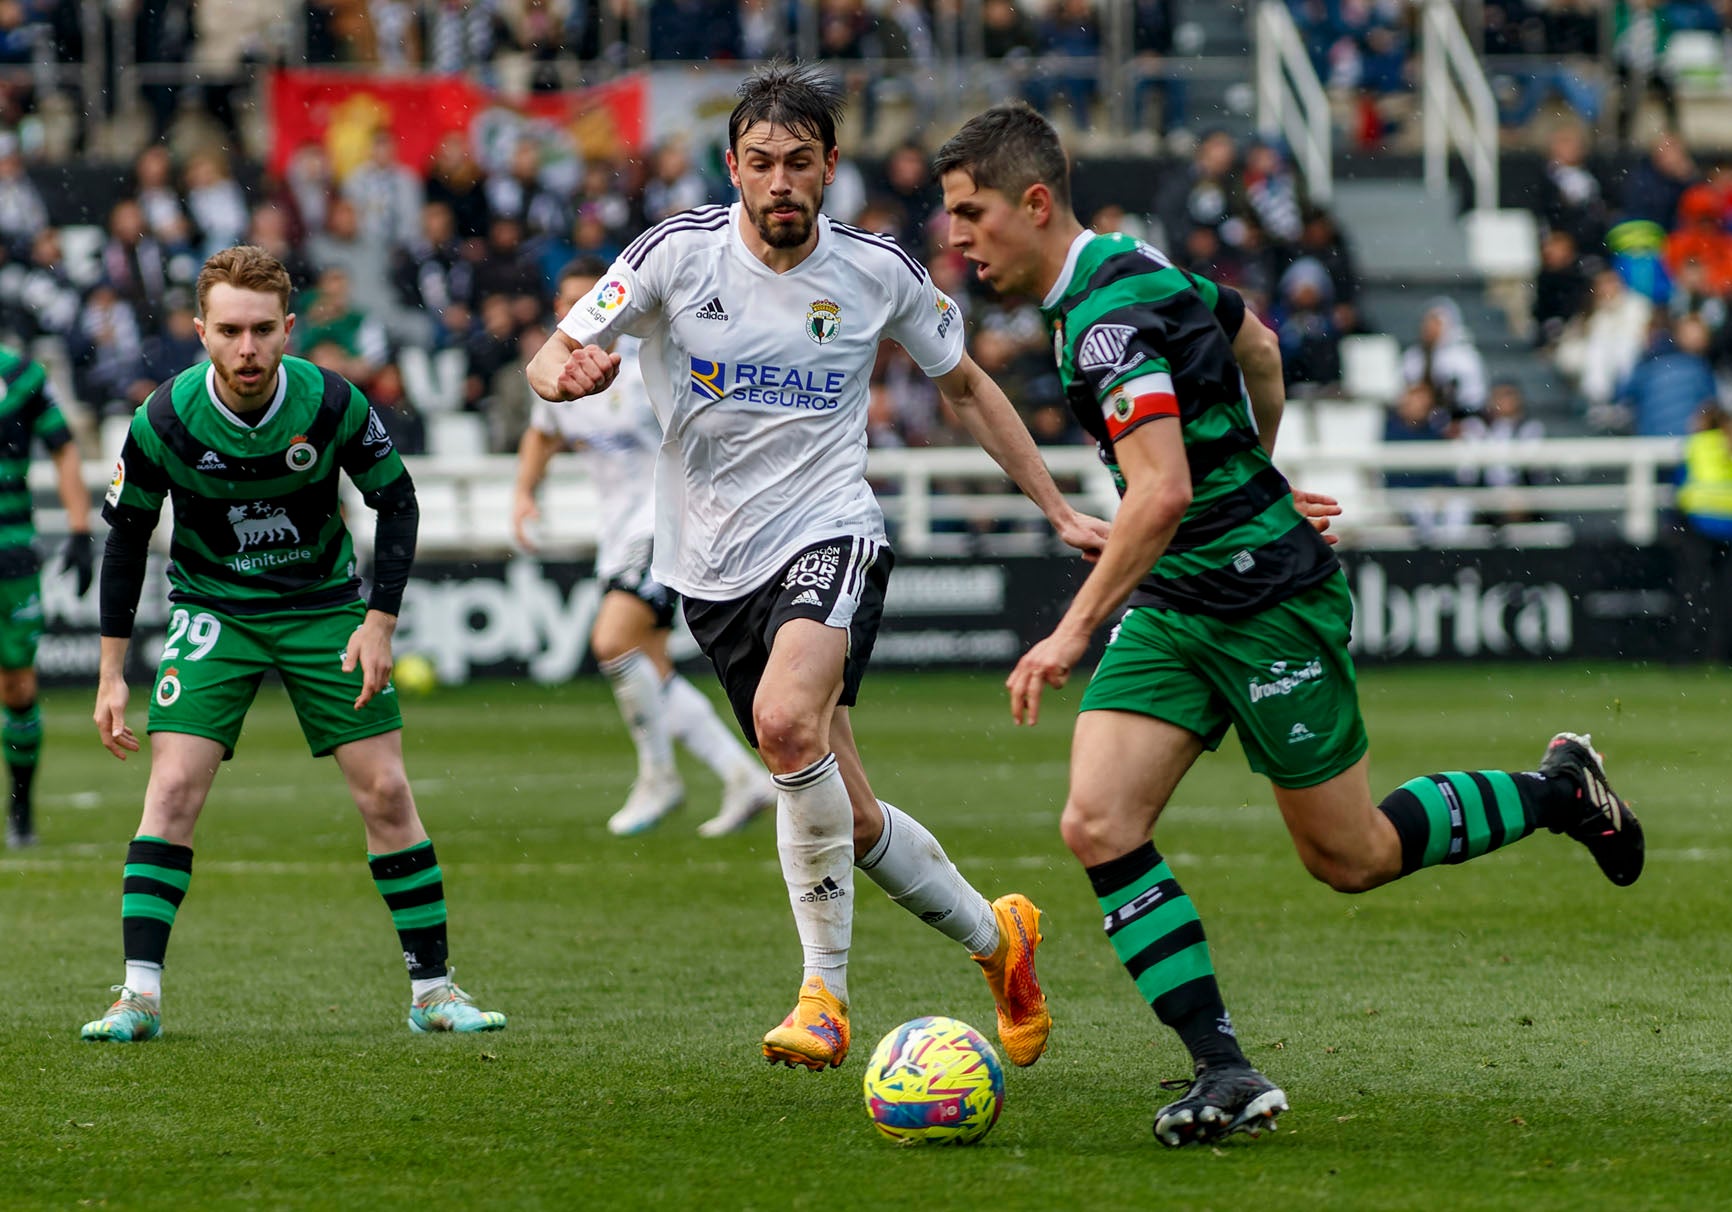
[1255,1,1333,204]
[1422,0,1499,212]
[48,436,1685,559]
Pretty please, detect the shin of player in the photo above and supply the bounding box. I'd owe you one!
[938,104,1642,1147]
[82,244,504,1042]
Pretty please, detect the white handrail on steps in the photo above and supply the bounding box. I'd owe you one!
[1422,0,1499,213]
[1255,1,1333,205]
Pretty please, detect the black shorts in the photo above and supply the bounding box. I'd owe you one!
[602,539,678,630]
[682,536,894,747]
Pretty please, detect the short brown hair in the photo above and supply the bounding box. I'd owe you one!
[933,103,1072,214]
[196,244,292,317]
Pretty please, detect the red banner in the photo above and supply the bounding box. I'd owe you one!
[267,68,647,178]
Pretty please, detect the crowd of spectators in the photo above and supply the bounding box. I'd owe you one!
[0,124,1035,458]
[1526,123,1732,437]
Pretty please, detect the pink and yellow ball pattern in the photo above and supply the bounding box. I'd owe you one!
[862,1016,1005,1145]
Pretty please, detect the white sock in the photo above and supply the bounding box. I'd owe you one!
[410,974,449,1002]
[858,801,999,955]
[773,753,854,1004]
[600,651,676,781]
[124,961,162,998]
[662,674,759,783]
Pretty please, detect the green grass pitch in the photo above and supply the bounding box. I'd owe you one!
[4,666,1729,1210]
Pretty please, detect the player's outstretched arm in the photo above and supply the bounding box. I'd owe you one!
[932,353,1111,559]
[1232,310,1341,540]
[512,426,562,551]
[343,611,398,710]
[94,638,137,759]
[526,331,621,403]
[51,440,94,595]
[1007,420,1190,726]
[1234,310,1286,456]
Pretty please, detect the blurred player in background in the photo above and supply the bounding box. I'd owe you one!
[83,245,505,1042]
[0,342,94,849]
[513,257,776,837]
[528,64,1109,1072]
[938,103,1645,1147]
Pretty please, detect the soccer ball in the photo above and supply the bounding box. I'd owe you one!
[862,1016,1005,1145]
[392,653,438,696]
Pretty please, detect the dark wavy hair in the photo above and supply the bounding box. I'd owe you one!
[728,61,845,155]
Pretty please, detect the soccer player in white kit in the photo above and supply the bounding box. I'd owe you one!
[514,259,777,837]
[527,64,1109,1071]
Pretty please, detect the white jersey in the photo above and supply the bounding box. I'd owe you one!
[527,336,659,579]
[556,202,965,599]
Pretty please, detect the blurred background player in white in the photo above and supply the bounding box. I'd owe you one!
[513,257,775,837]
[527,63,1109,1073]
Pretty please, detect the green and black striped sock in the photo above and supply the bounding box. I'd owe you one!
[1378,770,1562,876]
[4,701,41,828]
[122,835,192,966]
[369,840,449,979]
[1089,842,1247,1070]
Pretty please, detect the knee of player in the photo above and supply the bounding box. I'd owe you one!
[1302,850,1383,894]
[352,769,416,821]
[1059,798,1128,867]
[752,705,825,772]
[590,632,632,665]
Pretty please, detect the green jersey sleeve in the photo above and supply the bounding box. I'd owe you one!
[102,405,171,525]
[25,370,72,453]
[335,384,409,499]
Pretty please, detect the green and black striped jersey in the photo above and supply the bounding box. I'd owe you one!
[101,355,410,614]
[1041,231,1336,617]
[0,345,74,577]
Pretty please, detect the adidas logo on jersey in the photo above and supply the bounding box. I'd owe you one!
[695,296,729,321]
[197,450,227,471]
[791,589,823,607]
[799,876,845,903]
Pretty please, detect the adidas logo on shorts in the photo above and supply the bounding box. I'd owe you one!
[792,589,823,607]
[695,296,729,321]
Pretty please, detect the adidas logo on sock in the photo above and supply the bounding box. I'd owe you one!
[695,296,729,321]
[792,589,823,607]
[799,876,845,903]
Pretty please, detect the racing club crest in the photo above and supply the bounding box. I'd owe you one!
[806,299,841,345]
[285,434,318,472]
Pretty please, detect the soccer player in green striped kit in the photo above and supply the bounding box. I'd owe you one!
[936,106,1644,1146]
[0,344,95,849]
[82,245,504,1041]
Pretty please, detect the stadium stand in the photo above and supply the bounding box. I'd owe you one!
[8,1,1722,563]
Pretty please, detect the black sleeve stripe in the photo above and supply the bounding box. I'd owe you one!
[831,223,925,280]
[622,207,732,269]
[1212,284,1247,342]
[620,203,729,262]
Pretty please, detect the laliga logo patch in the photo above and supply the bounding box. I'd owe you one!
[156,667,182,707]
[806,299,841,345]
[285,434,317,472]
[106,457,125,507]
[596,279,628,311]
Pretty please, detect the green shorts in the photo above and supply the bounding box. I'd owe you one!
[1080,572,1368,789]
[0,573,42,671]
[147,600,402,759]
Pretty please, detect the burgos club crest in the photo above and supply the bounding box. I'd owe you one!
[285,434,317,472]
[806,299,841,345]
